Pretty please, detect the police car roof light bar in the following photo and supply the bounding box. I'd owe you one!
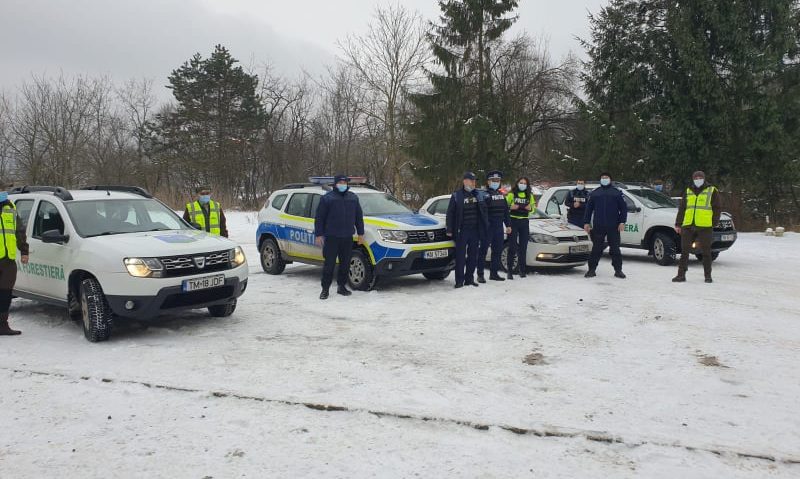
[10,185,74,201]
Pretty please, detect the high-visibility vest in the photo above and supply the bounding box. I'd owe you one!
[186,201,222,235]
[682,186,716,227]
[0,203,18,260]
[506,191,535,219]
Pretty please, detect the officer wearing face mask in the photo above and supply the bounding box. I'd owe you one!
[446,172,489,288]
[506,177,534,279]
[673,171,721,283]
[314,175,365,299]
[584,172,627,279]
[183,187,229,237]
[0,182,30,336]
[477,170,512,283]
[653,179,665,193]
[564,179,589,227]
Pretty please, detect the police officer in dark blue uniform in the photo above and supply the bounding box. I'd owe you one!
[314,175,365,299]
[564,179,589,228]
[584,172,628,279]
[477,170,512,283]
[446,172,489,288]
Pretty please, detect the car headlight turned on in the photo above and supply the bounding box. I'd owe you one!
[230,246,246,267]
[379,229,409,243]
[529,233,559,245]
[124,257,164,278]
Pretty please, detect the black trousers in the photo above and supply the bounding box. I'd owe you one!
[508,218,530,273]
[454,227,480,285]
[678,226,713,278]
[0,259,17,314]
[588,226,623,272]
[321,236,353,289]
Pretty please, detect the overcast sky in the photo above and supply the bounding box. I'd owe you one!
[1,0,607,99]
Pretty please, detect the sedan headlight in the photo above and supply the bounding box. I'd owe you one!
[124,257,164,278]
[529,233,559,245]
[230,246,246,267]
[379,229,408,243]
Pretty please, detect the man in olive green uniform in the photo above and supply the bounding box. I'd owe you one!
[0,182,30,336]
[673,171,721,283]
[183,187,229,237]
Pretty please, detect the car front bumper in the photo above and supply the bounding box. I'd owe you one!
[373,248,455,277]
[526,241,593,267]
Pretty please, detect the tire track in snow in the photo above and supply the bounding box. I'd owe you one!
[6,366,800,467]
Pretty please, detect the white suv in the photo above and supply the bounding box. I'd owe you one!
[9,186,248,342]
[539,182,738,265]
[256,177,455,290]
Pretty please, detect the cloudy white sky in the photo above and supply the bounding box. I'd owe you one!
[1,0,606,98]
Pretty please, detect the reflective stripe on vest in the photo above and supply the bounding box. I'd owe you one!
[0,203,17,260]
[506,191,534,219]
[186,201,221,235]
[682,186,715,227]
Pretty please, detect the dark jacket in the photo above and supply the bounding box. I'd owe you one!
[675,184,721,228]
[3,200,30,257]
[182,202,229,237]
[314,188,365,238]
[565,188,589,222]
[446,188,489,240]
[483,188,512,227]
[584,184,627,228]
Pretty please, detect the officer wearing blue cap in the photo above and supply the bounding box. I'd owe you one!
[477,170,512,282]
[446,172,489,288]
[314,174,365,299]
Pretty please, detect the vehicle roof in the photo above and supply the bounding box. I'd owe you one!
[11,190,149,201]
[275,185,383,194]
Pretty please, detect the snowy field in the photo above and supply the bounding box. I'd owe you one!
[2,212,799,478]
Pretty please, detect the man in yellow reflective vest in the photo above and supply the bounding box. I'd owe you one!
[0,182,30,336]
[673,171,720,283]
[183,187,229,237]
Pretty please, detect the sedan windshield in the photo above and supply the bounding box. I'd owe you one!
[356,193,414,216]
[628,189,677,209]
[66,199,190,237]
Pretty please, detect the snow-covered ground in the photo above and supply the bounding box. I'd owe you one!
[2,212,799,478]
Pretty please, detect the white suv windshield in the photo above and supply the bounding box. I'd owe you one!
[66,199,190,237]
[628,189,677,209]
[356,193,413,216]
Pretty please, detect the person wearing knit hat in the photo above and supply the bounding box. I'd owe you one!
[673,171,721,283]
[584,172,628,279]
[0,181,30,336]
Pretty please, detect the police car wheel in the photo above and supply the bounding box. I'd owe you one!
[208,299,237,318]
[652,233,677,266]
[500,244,519,272]
[80,278,113,342]
[423,270,450,280]
[260,238,286,274]
[348,249,376,291]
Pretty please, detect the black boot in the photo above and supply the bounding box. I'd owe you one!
[319,289,330,300]
[477,275,486,284]
[507,270,514,280]
[614,270,627,279]
[672,275,686,283]
[518,266,527,278]
[337,285,352,296]
[489,273,505,281]
[705,277,713,284]
[0,314,21,336]
[584,270,596,278]
[454,282,464,289]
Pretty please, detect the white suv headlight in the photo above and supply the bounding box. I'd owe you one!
[529,233,559,245]
[124,257,164,278]
[230,246,246,267]
[379,229,408,243]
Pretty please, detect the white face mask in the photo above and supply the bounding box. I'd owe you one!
[600,178,611,186]
[693,179,705,188]
[518,184,527,191]
[464,185,474,192]
[576,184,585,191]
[489,181,501,190]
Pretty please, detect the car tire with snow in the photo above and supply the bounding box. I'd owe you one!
[652,233,677,266]
[348,249,377,291]
[423,270,450,280]
[209,299,237,318]
[260,237,286,275]
[80,277,113,342]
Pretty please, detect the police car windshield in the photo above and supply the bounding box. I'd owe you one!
[66,199,190,237]
[628,189,677,209]
[355,192,414,216]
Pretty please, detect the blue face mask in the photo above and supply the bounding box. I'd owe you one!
[489,181,501,190]
[199,195,211,204]
[654,184,663,192]
[0,192,7,202]
[600,178,611,186]
[336,184,348,193]
[518,184,527,191]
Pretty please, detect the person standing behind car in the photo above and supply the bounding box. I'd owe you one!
[584,173,628,279]
[0,182,30,336]
[446,172,489,289]
[564,180,589,228]
[183,186,229,237]
[505,177,534,280]
[673,171,721,284]
[477,170,512,283]
[314,175,365,300]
